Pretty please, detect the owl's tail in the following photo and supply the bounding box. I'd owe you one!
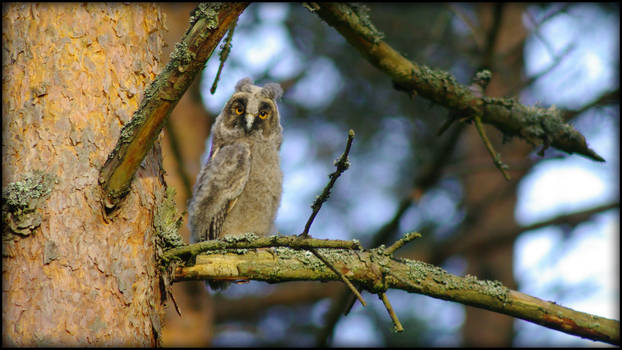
[208,280,231,291]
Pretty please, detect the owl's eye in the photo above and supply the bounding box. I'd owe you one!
[258,111,269,119]
[234,106,244,115]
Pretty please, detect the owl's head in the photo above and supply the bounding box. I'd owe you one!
[216,78,283,142]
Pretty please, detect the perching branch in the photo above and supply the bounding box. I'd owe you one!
[161,233,361,264]
[99,3,248,210]
[306,3,605,162]
[172,243,620,345]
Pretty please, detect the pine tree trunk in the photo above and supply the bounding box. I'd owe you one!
[2,3,167,346]
[461,3,529,346]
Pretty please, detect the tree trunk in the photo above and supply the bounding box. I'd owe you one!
[461,3,529,346]
[2,3,167,346]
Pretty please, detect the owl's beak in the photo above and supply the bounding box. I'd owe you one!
[244,114,255,133]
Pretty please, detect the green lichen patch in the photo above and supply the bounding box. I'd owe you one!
[190,3,221,30]
[2,170,56,237]
[344,3,384,44]
[154,186,184,250]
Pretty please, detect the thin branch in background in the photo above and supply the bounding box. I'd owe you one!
[446,4,485,51]
[564,88,620,122]
[164,119,192,199]
[498,4,571,71]
[524,8,558,59]
[213,282,341,322]
[481,3,505,70]
[509,43,575,96]
[532,3,572,28]
[316,287,355,346]
[210,18,238,94]
[429,201,619,265]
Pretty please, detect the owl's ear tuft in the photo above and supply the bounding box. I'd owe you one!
[235,77,254,92]
[261,83,283,100]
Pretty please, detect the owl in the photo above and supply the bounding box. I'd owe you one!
[188,78,284,289]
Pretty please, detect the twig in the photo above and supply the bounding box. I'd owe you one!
[384,232,422,256]
[295,129,366,307]
[379,292,404,332]
[168,290,182,317]
[99,3,249,210]
[334,125,465,334]
[446,4,485,51]
[473,115,511,181]
[509,43,575,96]
[564,88,619,122]
[210,18,238,94]
[310,249,366,307]
[300,129,355,237]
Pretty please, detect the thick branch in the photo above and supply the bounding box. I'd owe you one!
[174,247,619,345]
[161,234,361,263]
[308,3,604,162]
[99,3,249,209]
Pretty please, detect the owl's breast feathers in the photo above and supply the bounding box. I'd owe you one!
[188,143,251,242]
[218,139,283,237]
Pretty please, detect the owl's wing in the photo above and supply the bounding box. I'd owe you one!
[189,143,251,242]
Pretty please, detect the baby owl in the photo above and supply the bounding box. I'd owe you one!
[188,78,284,289]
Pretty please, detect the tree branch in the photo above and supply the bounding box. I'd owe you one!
[99,3,249,210]
[161,233,361,264]
[173,246,620,345]
[306,3,604,162]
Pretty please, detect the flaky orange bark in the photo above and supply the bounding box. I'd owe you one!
[2,3,166,346]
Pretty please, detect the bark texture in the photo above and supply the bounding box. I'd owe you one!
[2,3,167,346]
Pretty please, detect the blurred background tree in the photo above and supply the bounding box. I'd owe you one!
[159,3,619,347]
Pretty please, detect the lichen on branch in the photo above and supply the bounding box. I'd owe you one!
[308,3,604,162]
[174,245,619,345]
[99,3,249,210]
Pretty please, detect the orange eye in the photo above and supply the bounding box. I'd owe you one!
[235,106,244,115]
[258,111,269,119]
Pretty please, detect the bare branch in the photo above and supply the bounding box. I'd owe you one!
[429,201,620,266]
[99,3,249,210]
[174,247,620,345]
[301,129,355,237]
[379,292,404,332]
[307,3,605,162]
